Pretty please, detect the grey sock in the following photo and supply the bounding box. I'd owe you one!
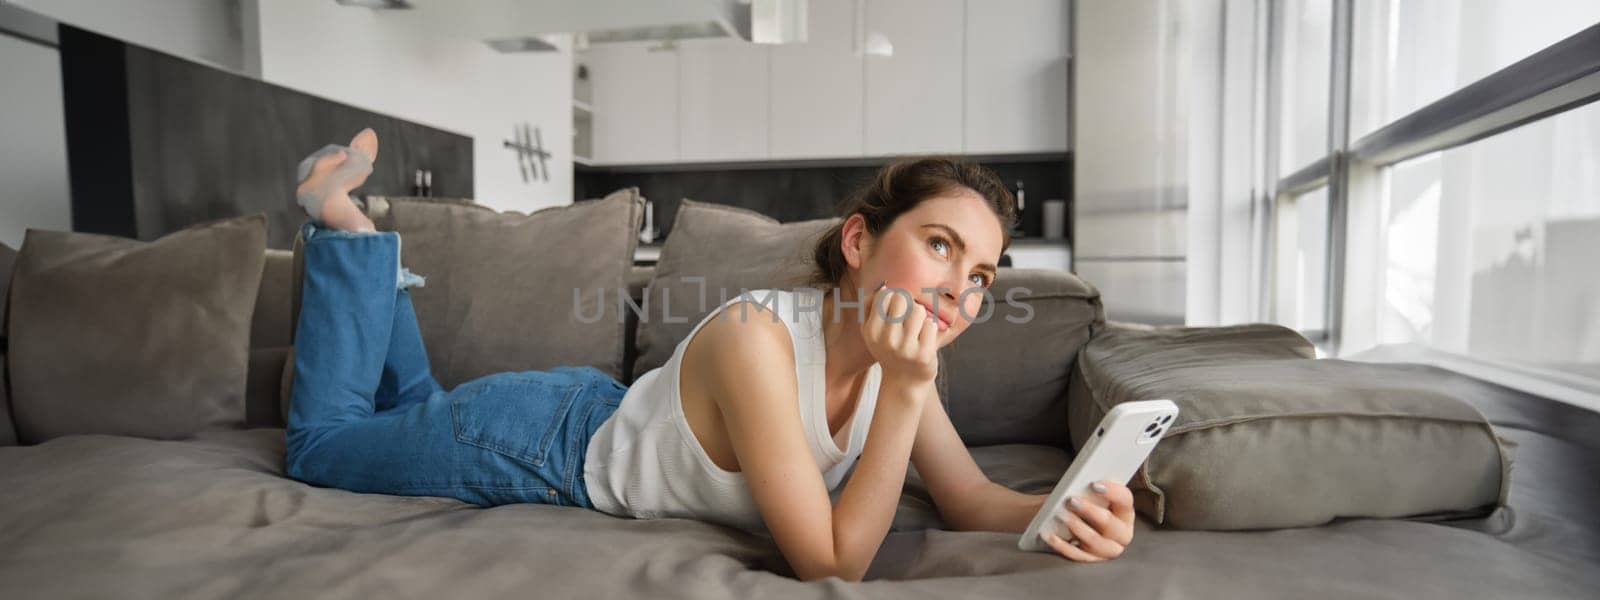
[294,143,374,222]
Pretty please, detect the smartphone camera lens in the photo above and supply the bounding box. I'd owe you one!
[1161,414,1173,425]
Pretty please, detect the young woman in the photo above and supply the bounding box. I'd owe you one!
[284,129,1137,582]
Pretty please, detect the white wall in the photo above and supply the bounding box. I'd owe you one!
[9,0,245,72]
[252,0,574,213]
[0,31,71,249]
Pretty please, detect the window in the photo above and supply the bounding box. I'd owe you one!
[1373,101,1600,375]
[1277,0,1333,173]
[1257,0,1599,396]
[1352,0,1600,138]
[1272,186,1329,337]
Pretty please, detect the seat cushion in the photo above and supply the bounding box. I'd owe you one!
[2,424,1593,597]
[1067,323,1515,530]
[7,214,267,443]
[282,189,642,420]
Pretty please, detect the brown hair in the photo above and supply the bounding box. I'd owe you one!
[807,156,1018,288]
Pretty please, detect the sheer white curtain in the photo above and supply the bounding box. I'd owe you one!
[1342,0,1600,383]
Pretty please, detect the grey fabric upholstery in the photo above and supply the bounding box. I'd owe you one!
[245,249,294,428]
[938,268,1102,448]
[632,199,836,379]
[7,215,266,443]
[251,249,295,350]
[1068,323,1514,530]
[0,408,1593,598]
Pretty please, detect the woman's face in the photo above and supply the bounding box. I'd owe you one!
[843,188,1005,346]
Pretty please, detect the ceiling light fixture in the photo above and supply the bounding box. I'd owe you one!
[486,37,559,53]
[333,0,413,9]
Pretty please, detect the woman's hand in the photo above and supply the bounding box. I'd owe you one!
[860,283,940,386]
[1039,480,1136,562]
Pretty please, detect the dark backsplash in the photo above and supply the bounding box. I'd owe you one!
[576,155,1071,242]
[60,25,473,250]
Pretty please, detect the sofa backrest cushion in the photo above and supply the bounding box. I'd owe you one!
[940,267,1103,448]
[632,199,835,379]
[7,214,266,443]
[244,249,293,428]
[280,189,643,420]
[251,250,294,350]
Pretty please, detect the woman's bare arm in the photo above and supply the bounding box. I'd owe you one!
[824,375,930,580]
[690,300,932,581]
[906,385,1139,560]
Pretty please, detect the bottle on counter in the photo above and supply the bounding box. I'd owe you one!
[639,199,656,244]
[1012,180,1027,238]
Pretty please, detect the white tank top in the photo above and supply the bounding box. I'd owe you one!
[583,289,882,535]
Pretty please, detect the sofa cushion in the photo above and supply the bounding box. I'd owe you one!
[243,250,293,429]
[632,199,836,379]
[7,214,267,443]
[940,268,1103,448]
[282,190,642,419]
[251,249,295,350]
[1067,323,1515,530]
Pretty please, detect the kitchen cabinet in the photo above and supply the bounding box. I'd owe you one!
[964,0,1070,153]
[769,0,864,158]
[583,0,1071,164]
[679,38,770,161]
[587,41,679,164]
[863,0,965,155]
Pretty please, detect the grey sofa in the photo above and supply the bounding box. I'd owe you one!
[1,204,1596,599]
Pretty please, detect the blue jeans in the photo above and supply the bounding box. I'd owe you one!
[283,221,625,508]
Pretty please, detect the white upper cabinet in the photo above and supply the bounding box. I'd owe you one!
[863,0,965,155]
[586,42,679,164]
[769,0,865,159]
[964,0,1070,154]
[679,39,770,162]
[583,0,1071,164]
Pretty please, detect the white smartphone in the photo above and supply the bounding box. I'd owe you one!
[1018,399,1180,553]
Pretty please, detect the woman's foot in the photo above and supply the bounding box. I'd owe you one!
[296,128,380,232]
